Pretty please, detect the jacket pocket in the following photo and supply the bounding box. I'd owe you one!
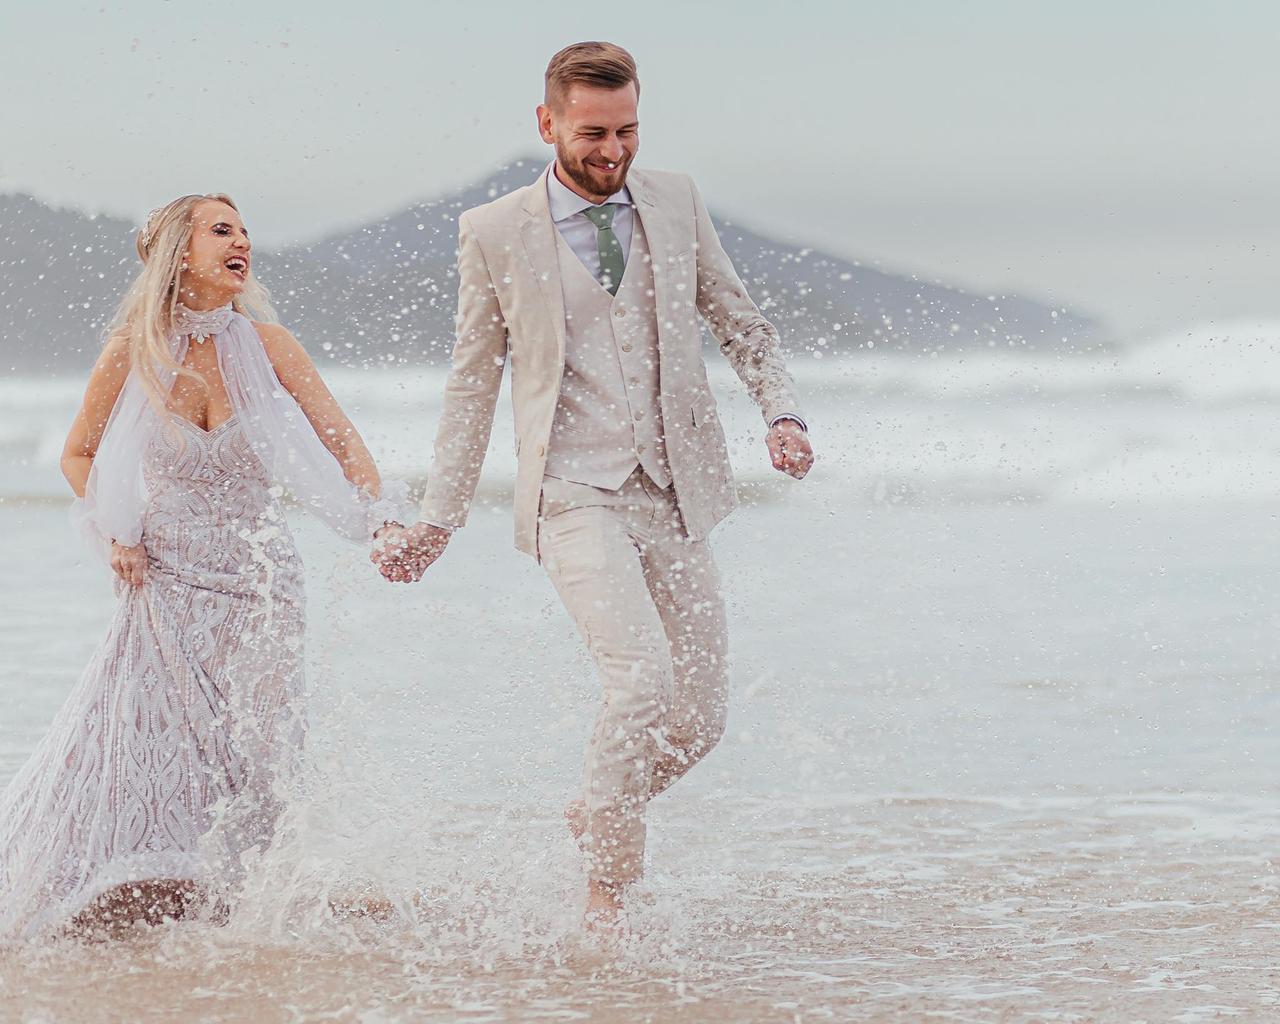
[690,394,718,429]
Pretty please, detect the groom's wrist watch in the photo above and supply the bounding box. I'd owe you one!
[373,521,403,539]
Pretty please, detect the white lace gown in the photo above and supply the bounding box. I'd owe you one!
[0,413,307,941]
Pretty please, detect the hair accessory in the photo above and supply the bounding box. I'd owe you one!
[139,205,166,252]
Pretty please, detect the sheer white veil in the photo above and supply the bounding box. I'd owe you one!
[73,304,410,558]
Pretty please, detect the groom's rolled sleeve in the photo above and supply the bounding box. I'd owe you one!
[690,178,804,428]
[419,212,508,529]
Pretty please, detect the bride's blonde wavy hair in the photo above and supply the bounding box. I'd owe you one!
[109,193,278,409]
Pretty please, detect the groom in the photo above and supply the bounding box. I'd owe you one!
[375,41,814,925]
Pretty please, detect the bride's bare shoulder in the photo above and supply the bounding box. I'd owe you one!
[250,321,306,355]
[92,330,132,375]
[250,321,317,378]
[250,320,294,343]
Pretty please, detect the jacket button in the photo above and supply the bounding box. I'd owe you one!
[537,444,546,457]
[621,343,633,353]
[615,308,626,317]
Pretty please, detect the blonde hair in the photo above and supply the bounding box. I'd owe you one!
[109,193,277,410]
[544,41,639,110]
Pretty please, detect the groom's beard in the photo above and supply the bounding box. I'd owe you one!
[555,144,634,200]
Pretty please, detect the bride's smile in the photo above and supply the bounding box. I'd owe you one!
[181,207,253,302]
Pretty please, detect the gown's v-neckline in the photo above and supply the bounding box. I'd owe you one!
[172,413,238,438]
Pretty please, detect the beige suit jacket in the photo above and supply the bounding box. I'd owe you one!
[420,165,804,558]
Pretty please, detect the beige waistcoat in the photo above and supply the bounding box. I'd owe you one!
[545,219,671,490]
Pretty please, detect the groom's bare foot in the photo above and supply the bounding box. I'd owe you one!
[584,879,626,938]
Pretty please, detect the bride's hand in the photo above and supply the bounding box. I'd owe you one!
[110,541,148,587]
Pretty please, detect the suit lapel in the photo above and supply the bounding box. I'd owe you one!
[627,170,674,355]
[518,167,567,367]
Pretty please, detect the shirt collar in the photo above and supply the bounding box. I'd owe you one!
[546,163,632,223]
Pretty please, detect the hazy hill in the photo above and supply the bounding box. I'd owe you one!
[1,157,1108,374]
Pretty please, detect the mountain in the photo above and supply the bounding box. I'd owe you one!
[0,157,1109,374]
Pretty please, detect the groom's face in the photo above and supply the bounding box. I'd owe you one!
[538,82,639,202]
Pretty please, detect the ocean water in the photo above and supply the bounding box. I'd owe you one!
[1,326,1278,1021]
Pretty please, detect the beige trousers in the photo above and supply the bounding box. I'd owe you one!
[538,469,730,886]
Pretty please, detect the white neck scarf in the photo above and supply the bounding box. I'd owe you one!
[174,301,234,342]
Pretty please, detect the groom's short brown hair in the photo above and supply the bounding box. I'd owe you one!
[544,41,640,109]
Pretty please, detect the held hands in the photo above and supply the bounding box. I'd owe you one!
[110,541,148,587]
[766,419,815,479]
[370,523,451,584]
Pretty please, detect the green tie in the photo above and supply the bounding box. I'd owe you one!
[582,203,626,295]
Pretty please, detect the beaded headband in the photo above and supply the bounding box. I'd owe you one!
[138,205,165,253]
[138,194,222,256]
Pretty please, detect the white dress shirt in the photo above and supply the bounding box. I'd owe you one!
[546,164,635,281]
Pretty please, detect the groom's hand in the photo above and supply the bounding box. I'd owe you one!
[371,523,451,583]
[766,419,814,479]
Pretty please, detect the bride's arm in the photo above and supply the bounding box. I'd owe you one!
[255,322,383,497]
[61,336,131,498]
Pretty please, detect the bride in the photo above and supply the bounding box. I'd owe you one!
[0,193,406,941]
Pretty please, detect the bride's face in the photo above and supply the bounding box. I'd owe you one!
[181,200,252,302]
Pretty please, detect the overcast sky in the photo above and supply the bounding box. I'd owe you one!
[2,0,1275,337]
